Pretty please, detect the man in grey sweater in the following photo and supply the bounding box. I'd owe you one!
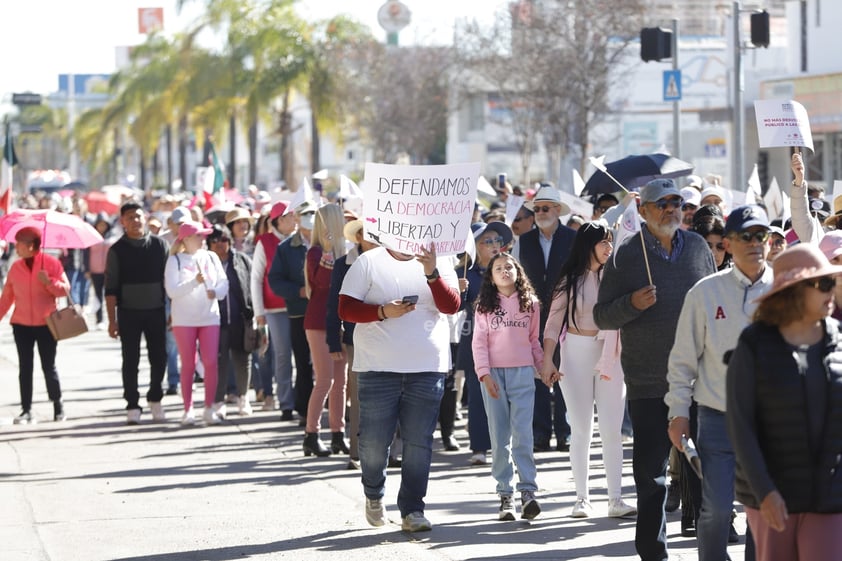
[594,179,715,561]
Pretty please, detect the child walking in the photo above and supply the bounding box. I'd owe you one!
[472,253,543,521]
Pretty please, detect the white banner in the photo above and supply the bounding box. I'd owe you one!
[362,162,480,256]
[754,99,814,152]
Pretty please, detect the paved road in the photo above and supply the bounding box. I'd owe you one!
[0,319,747,560]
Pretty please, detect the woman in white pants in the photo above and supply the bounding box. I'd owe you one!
[539,222,636,519]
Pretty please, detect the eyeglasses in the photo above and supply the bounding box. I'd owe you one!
[479,237,505,246]
[734,231,770,244]
[804,276,837,293]
[681,203,698,212]
[770,238,786,248]
[651,198,683,211]
[533,205,558,213]
[707,241,726,252]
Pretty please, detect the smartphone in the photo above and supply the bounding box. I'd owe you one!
[401,295,419,305]
[498,172,507,190]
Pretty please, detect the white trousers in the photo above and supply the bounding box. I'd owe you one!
[560,332,627,500]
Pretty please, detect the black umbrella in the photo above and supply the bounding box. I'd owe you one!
[582,153,694,197]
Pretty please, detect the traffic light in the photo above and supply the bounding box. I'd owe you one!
[640,27,672,62]
[750,10,770,48]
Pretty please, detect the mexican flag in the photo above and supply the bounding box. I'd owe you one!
[1,128,17,214]
[203,140,225,208]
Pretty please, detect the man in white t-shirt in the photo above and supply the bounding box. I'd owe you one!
[338,244,460,533]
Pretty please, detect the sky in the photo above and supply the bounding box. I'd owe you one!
[0,0,503,103]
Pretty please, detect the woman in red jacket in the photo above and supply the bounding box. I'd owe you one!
[0,227,71,424]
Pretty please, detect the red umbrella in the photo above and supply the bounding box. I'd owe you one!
[0,209,103,249]
[84,191,122,215]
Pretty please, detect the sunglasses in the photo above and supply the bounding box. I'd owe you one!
[707,241,726,252]
[734,231,770,244]
[594,206,613,214]
[479,236,505,246]
[513,216,527,223]
[651,198,683,211]
[681,203,698,212]
[804,276,836,293]
[533,205,558,213]
[770,238,786,248]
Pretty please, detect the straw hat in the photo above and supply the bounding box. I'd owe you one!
[754,244,842,302]
[224,207,254,225]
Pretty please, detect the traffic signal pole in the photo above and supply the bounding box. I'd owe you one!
[672,19,680,158]
[733,1,744,192]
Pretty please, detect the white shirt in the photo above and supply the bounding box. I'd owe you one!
[165,249,229,327]
[340,247,458,373]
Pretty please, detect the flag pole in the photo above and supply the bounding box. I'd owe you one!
[639,230,653,285]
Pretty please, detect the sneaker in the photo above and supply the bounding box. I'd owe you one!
[607,498,638,518]
[498,495,516,521]
[401,511,432,532]
[255,389,265,402]
[263,396,276,412]
[53,401,66,422]
[165,386,178,396]
[126,408,141,425]
[521,491,541,520]
[180,409,196,426]
[238,396,253,416]
[149,402,166,422]
[213,402,227,420]
[14,411,34,425]
[226,393,239,405]
[203,407,222,425]
[280,409,295,422]
[469,451,488,465]
[571,498,592,518]
[365,498,386,527]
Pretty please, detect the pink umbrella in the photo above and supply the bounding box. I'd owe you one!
[0,209,103,249]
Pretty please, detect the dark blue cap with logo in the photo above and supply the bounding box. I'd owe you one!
[724,204,770,235]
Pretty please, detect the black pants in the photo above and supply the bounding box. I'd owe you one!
[13,324,61,412]
[629,397,673,561]
[289,316,313,418]
[91,273,105,324]
[118,307,167,410]
[439,343,458,439]
[216,324,251,402]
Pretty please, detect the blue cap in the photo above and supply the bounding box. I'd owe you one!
[724,205,770,235]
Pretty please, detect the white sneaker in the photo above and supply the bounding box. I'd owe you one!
[203,407,222,425]
[498,495,516,521]
[213,402,227,420]
[401,511,432,532]
[180,409,196,426]
[238,396,253,416]
[149,402,166,422]
[469,451,488,465]
[365,498,386,527]
[607,498,638,518]
[126,408,141,425]
[571,498,593,518]
[262,395,276,411]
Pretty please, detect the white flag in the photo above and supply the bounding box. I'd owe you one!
[572,168,586,197]
[589,155,607,173]
[763,176,783,220]
[746,164,762,204]
[284,176,317,215]
[613,201,642,267]
[476,175,498,197]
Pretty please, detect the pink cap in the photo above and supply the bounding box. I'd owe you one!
[820,231,842,261]
[177,220,213,241]
[269,201,289,221]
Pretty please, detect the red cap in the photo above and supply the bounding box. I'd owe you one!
[269,201,289,221]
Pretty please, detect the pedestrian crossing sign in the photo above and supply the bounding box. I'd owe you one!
[663,70,682,102]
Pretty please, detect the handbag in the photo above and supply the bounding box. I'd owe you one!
[46,290,89,341]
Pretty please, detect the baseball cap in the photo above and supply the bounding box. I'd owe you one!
[680,187,701,207]
[723,205,770,236]
[639,179,681,204]
[269,201,289,222]
[177,220,213,241]
[169,206,190,225]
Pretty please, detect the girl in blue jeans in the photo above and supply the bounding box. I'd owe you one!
[472,254,543,521]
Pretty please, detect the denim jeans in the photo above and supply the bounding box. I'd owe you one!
[265,311,293,409]
[480,366,537,495]
[629,397,672,561]
[697,406,737,561]
[465,364,491,451]
[358,371,444,518]
[165,299,179,389]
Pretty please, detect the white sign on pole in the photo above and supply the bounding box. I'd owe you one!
[362,162,480,256]
[754,99,814,152]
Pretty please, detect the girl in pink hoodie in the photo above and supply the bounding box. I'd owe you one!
[472,253,543,522]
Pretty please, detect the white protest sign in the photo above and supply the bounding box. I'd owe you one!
[558,190,594,219]
[833,180,842,207]
[754,99,814,152]
[362,162,480,256]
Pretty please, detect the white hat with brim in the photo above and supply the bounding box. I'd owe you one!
[524,186,571,215]
[343,219,364,241]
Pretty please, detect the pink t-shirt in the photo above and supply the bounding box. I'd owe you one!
[472,292,543,379]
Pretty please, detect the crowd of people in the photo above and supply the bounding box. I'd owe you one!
[4,150,842,559]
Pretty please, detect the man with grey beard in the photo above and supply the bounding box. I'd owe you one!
[594,179,715,561]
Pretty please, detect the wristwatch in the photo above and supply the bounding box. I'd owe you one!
[425,268,440,281]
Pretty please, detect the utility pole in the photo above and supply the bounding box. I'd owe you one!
[733,1,744,192]
[672,18,681,158]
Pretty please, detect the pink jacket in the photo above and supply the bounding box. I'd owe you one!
[0,253,71,326]
[472,292,543,380]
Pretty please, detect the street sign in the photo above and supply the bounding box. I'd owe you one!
[663,70,682,102]
[12,92,42,106]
